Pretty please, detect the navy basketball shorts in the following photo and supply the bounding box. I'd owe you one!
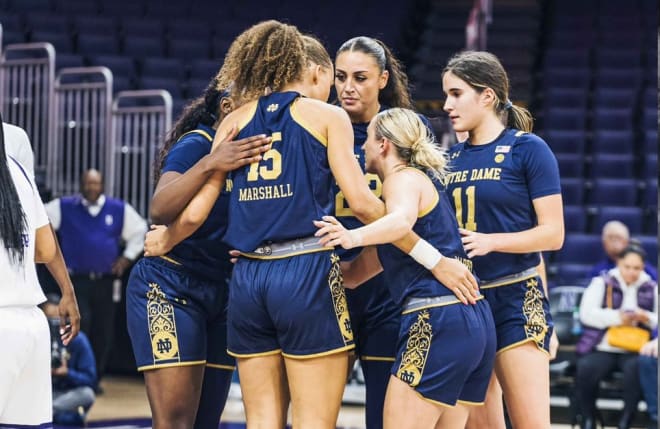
[126,256,235,371]
[392,298,496,406]
[346,273,400,361]
[227,251,354,358]
[481,275,554,355]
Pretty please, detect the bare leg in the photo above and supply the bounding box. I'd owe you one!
[384,375,444,429]
[465,373,506,429]
[285,351,349,429]
[144,364,205,429]
[496,342,551,429]
[237,354,289,429]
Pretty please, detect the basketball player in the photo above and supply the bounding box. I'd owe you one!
[315,108,496,429]
[442,51,564,429]
[126,77,271,429]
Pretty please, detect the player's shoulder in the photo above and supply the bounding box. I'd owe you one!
[510,129,546,147]
[2,122,29,140]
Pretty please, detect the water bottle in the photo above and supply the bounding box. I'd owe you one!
[571,307,582,337]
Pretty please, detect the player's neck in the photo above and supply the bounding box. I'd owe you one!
[469,116,505,146]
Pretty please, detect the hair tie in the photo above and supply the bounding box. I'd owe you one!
[504,100,513,111]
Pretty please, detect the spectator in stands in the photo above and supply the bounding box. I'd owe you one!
[590,220,657,281]
[45,169,147,390]
[575,245,658,429]
[42,294,96,426]
[639,334,658,429]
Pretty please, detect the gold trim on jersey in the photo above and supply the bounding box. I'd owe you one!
[240,246,332,260]
[514,130,527,137]
[227,349,283,358]
[402,295,484,315]
[206,363,237,371]
[496,338,550,357]
[237,101,259,133]
[397,167,440,218]
[179,129,213,143]
[413,390,454,408]
[479,268,538,289]
[159,255,182,266]
[137,360,206,372]
[282,344,355,360]
[328,253,354,343]
[457,399,486,406]
[360,355,396,362]
[147,282,181,365]
[396,310,432,388]
[289,99,328,147]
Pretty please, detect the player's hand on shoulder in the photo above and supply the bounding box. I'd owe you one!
[209,123,272,172]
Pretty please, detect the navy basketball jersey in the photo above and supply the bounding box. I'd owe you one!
[377,169,471,306]
[162,124,233,279]
[223,92,333,251]
[332,111,436,260]
[445,129,561,281]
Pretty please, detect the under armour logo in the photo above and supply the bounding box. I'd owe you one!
[266,103,279,112]
[157,338,173,354]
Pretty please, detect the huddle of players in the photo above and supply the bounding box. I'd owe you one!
[128,20,563,429]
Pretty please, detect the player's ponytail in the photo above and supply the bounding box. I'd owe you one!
[443,50,534,132]
[374,108,447,181]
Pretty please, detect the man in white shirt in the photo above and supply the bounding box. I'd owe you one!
[45,168,147,387]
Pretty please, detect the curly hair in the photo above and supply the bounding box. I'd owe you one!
[216,20,307,106]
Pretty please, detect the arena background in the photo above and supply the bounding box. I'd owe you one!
[0,0,657,427]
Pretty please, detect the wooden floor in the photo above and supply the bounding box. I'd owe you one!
[87,376,587,428]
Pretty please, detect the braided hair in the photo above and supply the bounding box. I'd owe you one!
[0,113,28,264]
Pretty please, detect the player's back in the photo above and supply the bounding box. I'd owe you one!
[223,91,334,251]
[377,168,471,306]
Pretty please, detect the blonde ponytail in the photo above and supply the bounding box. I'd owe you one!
[374,108,448,181]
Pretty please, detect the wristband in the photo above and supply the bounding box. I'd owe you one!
[408,239,443,270]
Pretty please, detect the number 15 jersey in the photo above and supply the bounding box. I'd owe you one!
[223,92,334,252]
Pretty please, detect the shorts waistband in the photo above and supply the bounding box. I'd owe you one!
[479,268,538,289]
[240,236,332,260]
[402,294,483,314]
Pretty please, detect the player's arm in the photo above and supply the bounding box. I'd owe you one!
[326,105,385,223]
[151,125,270,224]
[460,194,564,257]
[315,171,420,248]
[35,223,56,263]
[341,247,383,289]
[144,171,227,257]
[324,105,478,303]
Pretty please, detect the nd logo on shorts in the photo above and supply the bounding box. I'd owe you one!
[147,282,181,363]
[522,277,548,349]
[397,310,432,387]
[329,253,353,343]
